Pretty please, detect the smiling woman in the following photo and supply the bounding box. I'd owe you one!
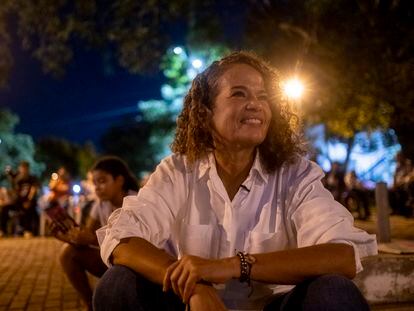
[211,64,272,151]
[171,51,303,172]
[93,51,377,311]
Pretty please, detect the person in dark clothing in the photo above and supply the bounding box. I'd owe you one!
[0,161,39,236]
[323,162,346,204]
[344,171,371,220]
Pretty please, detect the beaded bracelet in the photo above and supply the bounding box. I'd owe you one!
[236,251,256,286]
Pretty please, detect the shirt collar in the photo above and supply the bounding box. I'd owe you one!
[197,154,212,180]
[251,150,268,183]
[197,150,268,184]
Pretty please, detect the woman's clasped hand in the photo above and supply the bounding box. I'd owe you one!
[163,255,238,303]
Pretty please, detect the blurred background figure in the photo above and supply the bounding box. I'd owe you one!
[48,166,71,210]
[0,161,39,237]
[344,170,371,220]
[79,171,98,227]
[389,153,414,217]
[323,162,346,204]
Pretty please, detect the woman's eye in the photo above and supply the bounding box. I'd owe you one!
[258,95,268,101]
[232,91,246,97]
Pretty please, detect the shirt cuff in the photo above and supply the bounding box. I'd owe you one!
[330,240,365,273]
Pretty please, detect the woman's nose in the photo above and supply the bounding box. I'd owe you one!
[246,97,262,110]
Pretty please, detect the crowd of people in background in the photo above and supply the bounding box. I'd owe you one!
[322,151,414,220]
[0,159,146,239]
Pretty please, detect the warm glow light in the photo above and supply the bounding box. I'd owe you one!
[51,172,58,180]
[283,78,304,100]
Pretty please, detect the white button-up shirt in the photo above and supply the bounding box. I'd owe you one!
[97,153,377,310]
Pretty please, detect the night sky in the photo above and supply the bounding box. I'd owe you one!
[0,45,165,148]
[0,4,244,150]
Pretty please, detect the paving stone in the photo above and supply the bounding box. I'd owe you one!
[7,300,26,309]
[0,237,84,311]
[44,299,60,307]
[0,294,13,306]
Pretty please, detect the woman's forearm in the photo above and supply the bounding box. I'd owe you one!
[112,237,176,285]
[248,243,356,284]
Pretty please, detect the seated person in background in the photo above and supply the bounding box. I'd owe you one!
[344,171,370,220]
[79,171,98,227]
[0,161,39,237]
[52,156,138,311]
[323,161,346,204]
[48,166,71,209]
[94,52,377,311]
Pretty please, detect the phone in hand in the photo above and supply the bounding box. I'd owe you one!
[45,202,78,233]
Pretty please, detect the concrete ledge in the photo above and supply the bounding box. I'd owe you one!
[353,254,414,304]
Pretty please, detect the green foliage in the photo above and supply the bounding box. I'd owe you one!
[35,137,97,181]
[244,0,414,158]
[0,0,189,86]
[76,142,98,178]
[0,109,45,185]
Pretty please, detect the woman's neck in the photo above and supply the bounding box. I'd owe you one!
[214,148,255,201]
[110,191,127,208]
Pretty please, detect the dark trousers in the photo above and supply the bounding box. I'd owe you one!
[264,274,370,310]
[93,265,370,311]
[93,265,186,311]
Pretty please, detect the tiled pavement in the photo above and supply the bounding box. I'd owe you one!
[0,238,84,311]
[0,212,413,311]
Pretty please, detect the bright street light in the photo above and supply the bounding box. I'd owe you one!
[173,46,183,55]
[282,77,304,100]
[191,59,203,69]
[72,184,81,194]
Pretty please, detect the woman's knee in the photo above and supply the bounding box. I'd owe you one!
[301,274,369,310]
[93,265,141,310]
[59,243,78,268]
[93,265,185,311]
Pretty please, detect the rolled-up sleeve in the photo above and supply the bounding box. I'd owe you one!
[97,155,188,266]
[289,159,377,273]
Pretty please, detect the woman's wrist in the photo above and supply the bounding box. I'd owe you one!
[227,256,241,279]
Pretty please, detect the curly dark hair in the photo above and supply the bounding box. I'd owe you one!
[171,51,305,172]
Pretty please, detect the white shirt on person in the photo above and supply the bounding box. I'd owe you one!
[97,152,377,310]
[90,190,137,227]
[89,200,116,228]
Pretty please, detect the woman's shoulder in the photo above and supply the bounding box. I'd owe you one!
[158,153,204,175]
[282,155,324,182]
